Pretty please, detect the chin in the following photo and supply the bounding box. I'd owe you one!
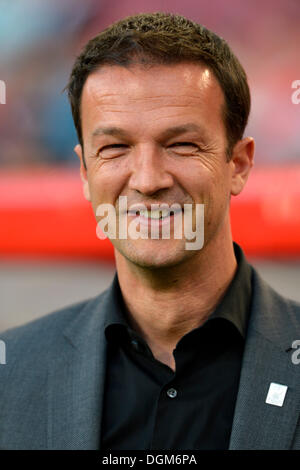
[113,238,194,270]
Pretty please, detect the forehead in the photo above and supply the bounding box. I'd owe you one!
[80,62,225,136]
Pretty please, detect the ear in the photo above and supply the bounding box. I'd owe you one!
[74,144,91,201]
[230,137,255,196]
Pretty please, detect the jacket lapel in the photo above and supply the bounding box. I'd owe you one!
[229,269,300,449]
[47,288,112,450]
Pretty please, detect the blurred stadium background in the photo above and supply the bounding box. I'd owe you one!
[0,0,300,332]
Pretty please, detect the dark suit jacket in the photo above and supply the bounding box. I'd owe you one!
[0,267,299,449]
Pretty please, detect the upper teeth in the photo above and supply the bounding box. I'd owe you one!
[139,209,170,219]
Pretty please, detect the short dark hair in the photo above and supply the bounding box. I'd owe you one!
[66,12,251,164]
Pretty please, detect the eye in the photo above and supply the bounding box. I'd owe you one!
[171,142,198,148]
[98,144,128,159]
[169,142,200,154]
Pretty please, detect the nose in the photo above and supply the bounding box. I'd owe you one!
[128,144,174,196]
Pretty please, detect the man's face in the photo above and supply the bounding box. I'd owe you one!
[76,62,252,268]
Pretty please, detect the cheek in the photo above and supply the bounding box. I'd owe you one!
[179,163,231,220]
[176,164,216,201]
[87,160,129,209]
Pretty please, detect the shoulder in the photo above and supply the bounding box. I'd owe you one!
[0,297,88,345]
[249,266,300,341]
[0,289,109,371]
[251,266,300,312]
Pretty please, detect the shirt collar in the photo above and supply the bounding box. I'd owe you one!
[204,242,253,338]
[103,274,129,336]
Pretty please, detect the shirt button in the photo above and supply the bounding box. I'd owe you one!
[167,388,177,398]
[131,339,139,350]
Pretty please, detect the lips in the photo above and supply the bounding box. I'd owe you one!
[126,206,183,231]
[126,203,183,217]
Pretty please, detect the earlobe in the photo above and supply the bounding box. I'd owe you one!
[74,144,91,202]
[230,137,255,196]
[82,176,91,202]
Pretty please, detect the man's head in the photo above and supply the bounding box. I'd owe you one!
[66,13,254,269]
[67,12,251,165]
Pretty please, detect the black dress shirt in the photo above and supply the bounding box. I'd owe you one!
[101,243,253,450]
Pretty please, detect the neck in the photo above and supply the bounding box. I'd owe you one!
[114,233,237,370]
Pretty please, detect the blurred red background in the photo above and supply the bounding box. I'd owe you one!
[0,0,299,260]
[1,165,300,260]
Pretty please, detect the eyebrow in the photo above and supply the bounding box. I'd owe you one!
[92,126,128,139]
[91,123,207,141]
